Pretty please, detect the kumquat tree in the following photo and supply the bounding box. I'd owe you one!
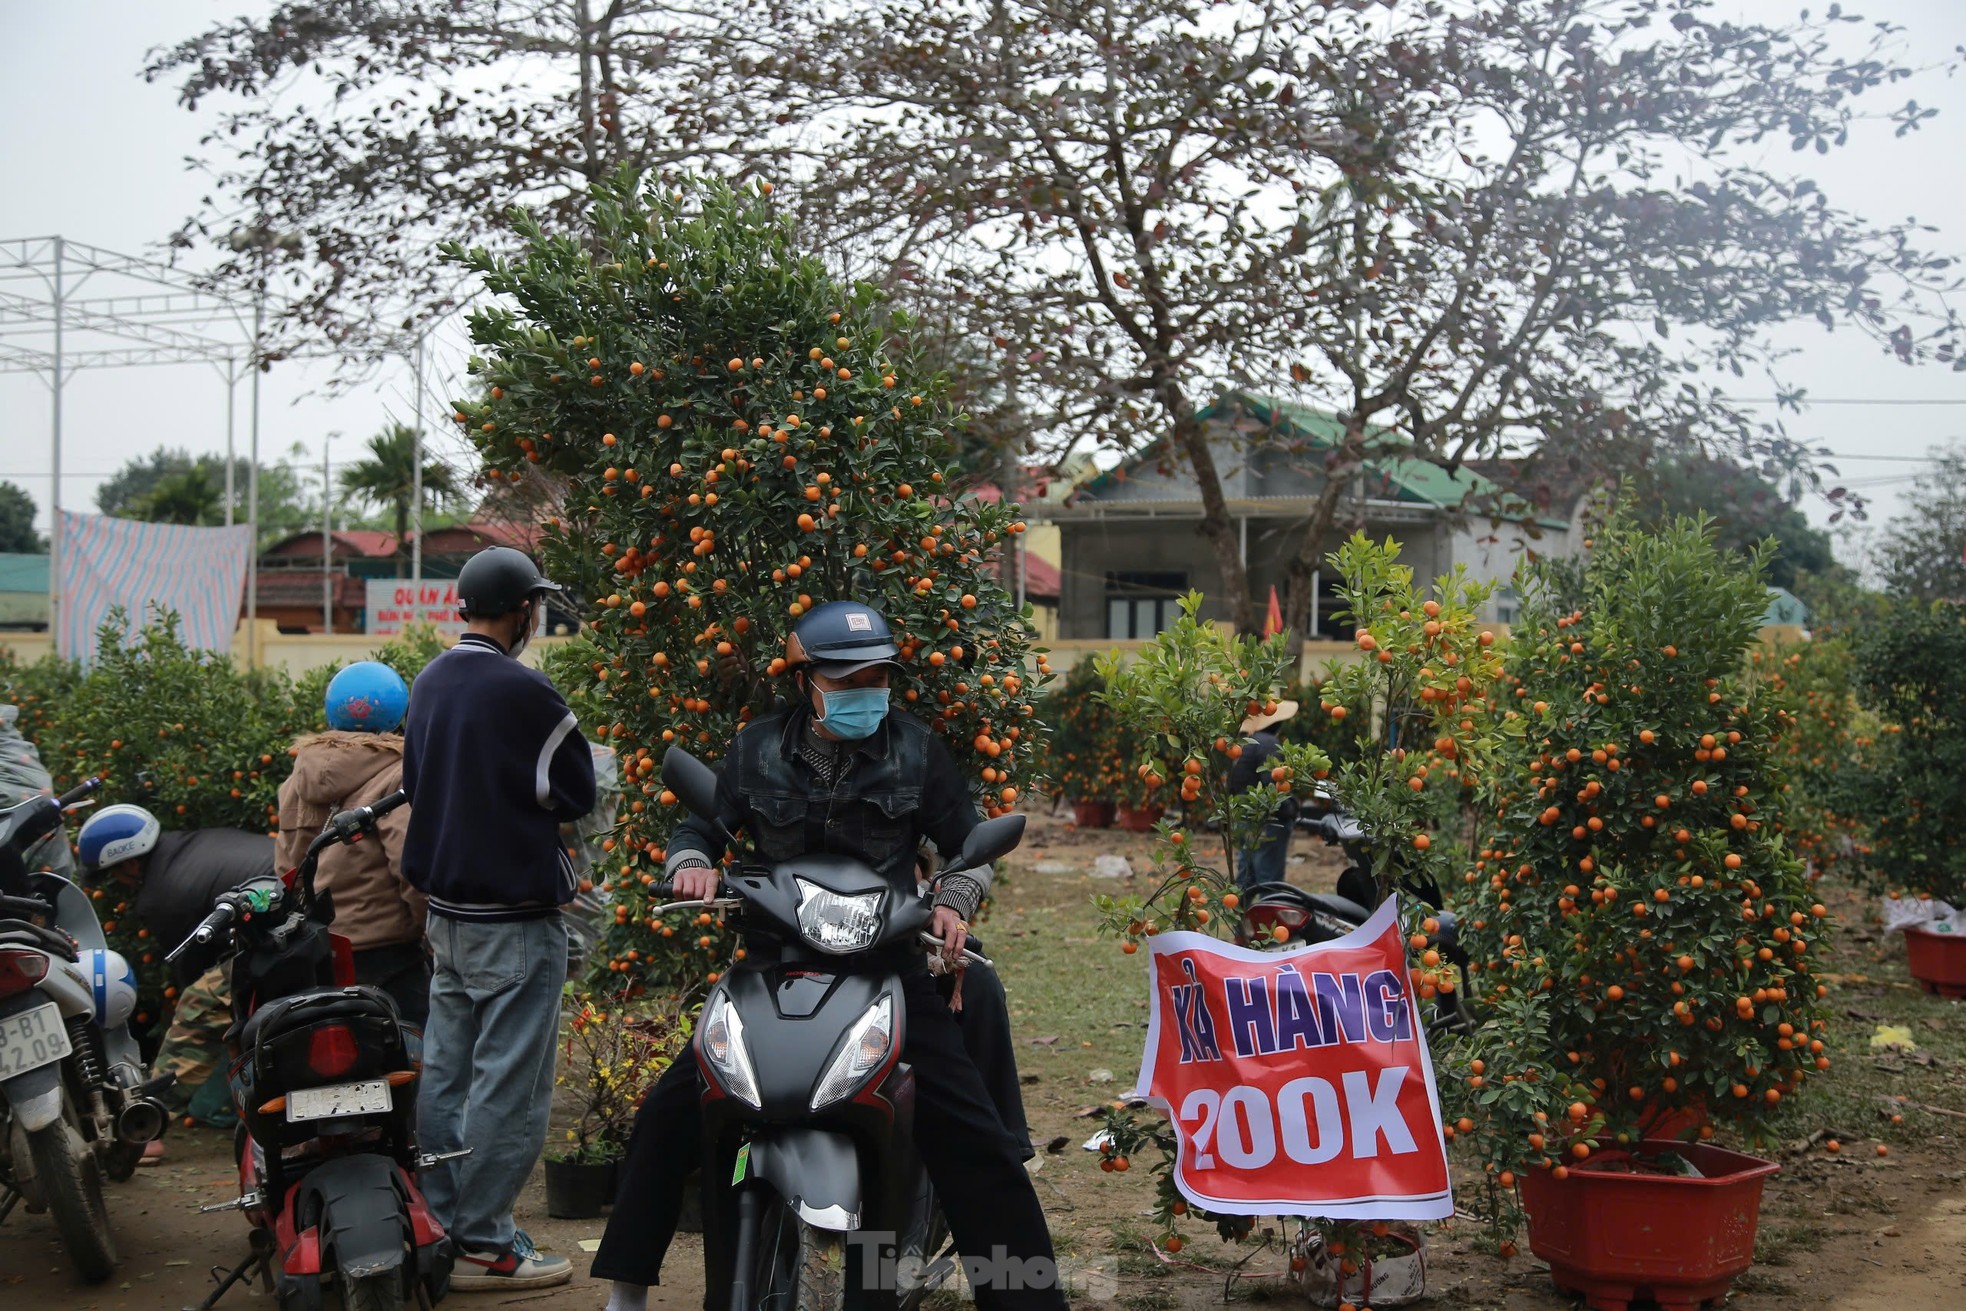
[1090,537,1501,1272]
[446,172,1047,992]
[1444,513,1832,1239]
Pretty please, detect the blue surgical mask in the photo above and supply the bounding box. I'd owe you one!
[818,687,891,741]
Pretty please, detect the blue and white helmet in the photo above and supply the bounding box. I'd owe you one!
[81,948,138,1029]
[77,803,160,872]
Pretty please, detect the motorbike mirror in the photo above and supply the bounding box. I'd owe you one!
[661,747,739,852]
[955,814,1025,873]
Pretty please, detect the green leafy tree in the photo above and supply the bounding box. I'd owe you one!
[1447,514,1831,1237]
[95,445,318,544]
[1630,454,1843,593]
[1840,601,1966,905]
[337,424,463,573]
[448,173,1049,991]
[0,481,43,552]
[133,466,225,526]
[1874,447,1966,602]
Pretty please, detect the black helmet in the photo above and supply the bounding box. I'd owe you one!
[785,601,900,677]
[456,546,562,619]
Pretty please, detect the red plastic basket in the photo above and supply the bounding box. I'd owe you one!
[1904,927,1966,999]
[1519,1139,1780,1311]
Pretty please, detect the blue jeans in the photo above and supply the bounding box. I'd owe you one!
[417,913,566,1254]
[1237,814,1296,891]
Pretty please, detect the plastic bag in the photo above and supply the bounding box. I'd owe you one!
[1289,1225,1429,1308]
[1882,895,1961,936]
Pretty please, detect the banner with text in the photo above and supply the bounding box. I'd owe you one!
[1134,898,1452,1220]
[365,579,465,638]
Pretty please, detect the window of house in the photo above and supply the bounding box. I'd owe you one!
[1494,586,1520,627]
[1106,571,1187,638]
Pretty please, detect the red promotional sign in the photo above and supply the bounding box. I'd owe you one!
[1134,898,1453,1219]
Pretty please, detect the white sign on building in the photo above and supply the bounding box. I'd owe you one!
[365,579,465,638]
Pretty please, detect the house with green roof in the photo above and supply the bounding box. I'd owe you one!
[1040,391,1578,640]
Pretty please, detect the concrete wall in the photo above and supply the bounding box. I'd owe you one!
[1055,515,1448,640]
[1446,519,1574,623]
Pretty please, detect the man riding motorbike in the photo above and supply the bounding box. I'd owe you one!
[593,601,1066,1311]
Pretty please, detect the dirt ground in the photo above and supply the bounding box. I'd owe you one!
[3,809,1962,1310]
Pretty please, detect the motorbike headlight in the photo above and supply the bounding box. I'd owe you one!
[795,879,884,954]
[811,994,893,1110]
[699,993,761,1108]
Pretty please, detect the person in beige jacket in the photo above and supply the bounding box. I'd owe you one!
[276,661,429,1025]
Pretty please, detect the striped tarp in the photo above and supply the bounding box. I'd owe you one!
[56,511,254,665]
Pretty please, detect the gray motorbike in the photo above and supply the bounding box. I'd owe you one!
[0,778,169,1283]
[657,747,1023,1311]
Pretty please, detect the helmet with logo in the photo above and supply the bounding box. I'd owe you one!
[783,601,901,678]
[81,948,139,1029]
[325,661,409,733]
[77,803,160,873]
[456,546,563,620]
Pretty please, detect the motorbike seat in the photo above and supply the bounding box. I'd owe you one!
[241,985,400,1053]
[0,919,78,960]
[1305,892,1372,924]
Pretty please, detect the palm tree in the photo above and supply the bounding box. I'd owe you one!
[133,466,224,525]
[338,424,460,576]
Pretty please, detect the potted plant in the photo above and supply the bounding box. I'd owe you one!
[1447,513,1829,1307]
[1045,656,1120,827]
[1841,600,1966,995]
[546,994,686,1219]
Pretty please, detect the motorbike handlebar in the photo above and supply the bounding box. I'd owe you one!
[56,777,104,809]
[165,901,238,963]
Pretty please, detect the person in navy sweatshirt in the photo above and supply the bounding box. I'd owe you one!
[399,546,596,1292]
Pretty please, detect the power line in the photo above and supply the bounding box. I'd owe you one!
[1816,452,1948,463]
[1724,396,1966,405]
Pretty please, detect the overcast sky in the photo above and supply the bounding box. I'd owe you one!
[4,0,1964,566]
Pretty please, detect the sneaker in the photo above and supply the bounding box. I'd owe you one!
[451,1233,572,1291]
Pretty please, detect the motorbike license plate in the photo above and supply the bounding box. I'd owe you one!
[0,1001,72,1078]
[286,1079,392,1122]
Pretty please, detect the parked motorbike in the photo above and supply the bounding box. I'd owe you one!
[1233,787,1472,1033]
[655,746,1024,1311]
[169,790,458,1311]
[0,775,168,1283]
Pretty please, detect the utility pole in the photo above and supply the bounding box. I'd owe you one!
[247,286,263,631]
[223,358,238,526]
[321,434,336,634]
[229,225,302,644]
[411,331,426,586]
[48,237,63,644]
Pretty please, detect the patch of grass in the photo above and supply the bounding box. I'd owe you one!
[1755,1220,1827,1266]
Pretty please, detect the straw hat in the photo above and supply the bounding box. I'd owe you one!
[1240,699,1299,735]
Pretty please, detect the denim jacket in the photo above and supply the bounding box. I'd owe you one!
[665,707,984,904]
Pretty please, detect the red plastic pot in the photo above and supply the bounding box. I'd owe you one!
[1072,800,1117,829]
[1518,1139,1780,1311]
[1115,803,1165,833]
[1904,927,1966,999]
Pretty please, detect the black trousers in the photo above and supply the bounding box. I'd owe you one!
[593,969,1064,1309]
[940,955,1031,1159]
[353,941,431,1028]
